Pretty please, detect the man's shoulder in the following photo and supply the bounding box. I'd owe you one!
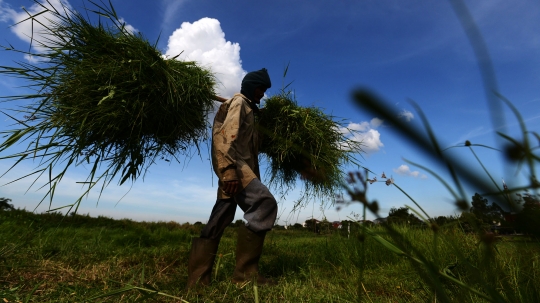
[228,94,253,112]
[229,93,249,104]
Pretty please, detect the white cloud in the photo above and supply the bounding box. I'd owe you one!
[393,164,427,179]
[357,129,384,153]
[339,119,384,153]
[343,118,383,133]
[344,121,370,132]
[164,17,245,98]
[2,2,240,97]
[0,0,73,53]
[0,0,137,57]
[370,117,384,128]
[118,17,138,34]
[398,109,414,122]
[23,54,44,64]
[0,0,16,22]
[160,0,188,33]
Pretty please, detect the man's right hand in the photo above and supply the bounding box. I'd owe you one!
[223,180,240,196]
[213,95,228,103]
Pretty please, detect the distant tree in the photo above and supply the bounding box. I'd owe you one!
[434,216,449,226]
[470,193,504,224]
[0,197,14,211]
[387,207,421,225]
[193,221,203,226]
[293,223,303,229]
[433,215,458,227]
[459,212,482,232]
[304,218,320,233]
[319,218,332,234]
[515,192,540,238]
[230,219,245,227]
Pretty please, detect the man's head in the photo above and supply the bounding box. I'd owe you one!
[241,68,271,104]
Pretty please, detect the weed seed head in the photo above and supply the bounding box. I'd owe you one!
[368,201,379,213]
[347,172,356,184]
[455,200,469,211]
[504,142,525,162]
[356,171,364,182]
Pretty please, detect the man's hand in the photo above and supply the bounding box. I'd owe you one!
[223,180,240,196]
[213,95,228,103]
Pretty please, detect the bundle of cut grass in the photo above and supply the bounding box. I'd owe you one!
[258,91,363,201]
[0,1,215,208]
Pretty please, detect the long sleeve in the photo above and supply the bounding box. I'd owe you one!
[211,94,258,199]
[213,98,244,181]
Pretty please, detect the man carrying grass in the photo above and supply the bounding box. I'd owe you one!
[187,68,277,288]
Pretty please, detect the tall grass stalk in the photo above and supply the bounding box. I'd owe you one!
[344,0,539,301]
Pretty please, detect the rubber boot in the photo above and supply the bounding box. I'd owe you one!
[231,225,276,285]
[187,237,219,288]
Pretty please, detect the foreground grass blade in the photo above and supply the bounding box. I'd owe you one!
[362,226,497,302]
[88,283,189,302]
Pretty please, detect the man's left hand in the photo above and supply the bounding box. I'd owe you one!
[223,180,240,195]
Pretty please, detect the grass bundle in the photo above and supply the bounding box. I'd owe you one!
[0,0,216,209]
[258,90,363,201]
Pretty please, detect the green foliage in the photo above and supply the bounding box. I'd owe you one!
[434,215,459,227]
[387,206,423,225]
[470,193,504,225]
[345,2,539,301]
[292,223,303,229]
[350,88,539,301]
[459,211,483,232]
[0,0,216,211]
[0,197,14,211]
[259,90,362,202]
[1,210,539,302]
[515,193,540,238]
[302,218,319,233]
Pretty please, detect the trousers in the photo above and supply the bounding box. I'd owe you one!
[200,178,278,239]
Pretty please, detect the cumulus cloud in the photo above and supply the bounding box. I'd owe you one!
[0,0,137,56]
[2,2,241,97]
[393,164,427,179]
[164,17,245,98]
[0,0,73,53]
[0,0,16,22]
[398,109,414,122]
[339,118,384,153]
[370,117,384,128]
[118,17,138,34]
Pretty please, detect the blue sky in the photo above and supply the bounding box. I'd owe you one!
[0,0,539,225]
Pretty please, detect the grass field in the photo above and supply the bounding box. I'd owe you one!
[1,209,539,302]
